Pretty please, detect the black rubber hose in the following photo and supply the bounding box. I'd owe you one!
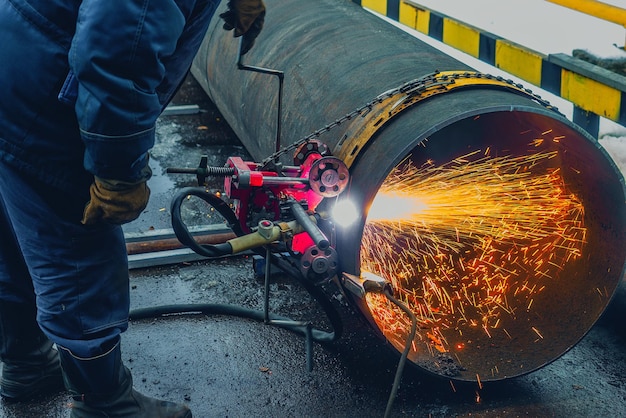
[166,187,342,343]
[170,187,244,258]
[129,302,335,342]
[129,249,342,343]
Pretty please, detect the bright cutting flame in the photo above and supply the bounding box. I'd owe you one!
[360,148,587,374]
[368,192,428,221]
[331,199,359,227]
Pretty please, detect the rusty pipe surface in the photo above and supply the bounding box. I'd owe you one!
[191,0,626,382]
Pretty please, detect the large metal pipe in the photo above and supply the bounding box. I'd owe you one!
[191,0,626,382]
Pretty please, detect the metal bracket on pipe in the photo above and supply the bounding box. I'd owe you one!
[334,70,559,168]
[236,38,285,159]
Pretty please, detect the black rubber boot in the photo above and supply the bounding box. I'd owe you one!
[0,301,65,402]
[59,342,192,418]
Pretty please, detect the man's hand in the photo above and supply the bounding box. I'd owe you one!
[220,0,266,55]
[81,177,150,225]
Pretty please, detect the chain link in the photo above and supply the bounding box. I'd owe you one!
[261,71,555,167]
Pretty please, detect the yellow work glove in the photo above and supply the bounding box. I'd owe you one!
[220,0,266,55]
[81,177,150,225]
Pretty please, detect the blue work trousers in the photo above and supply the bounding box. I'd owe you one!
[0,161,129,358]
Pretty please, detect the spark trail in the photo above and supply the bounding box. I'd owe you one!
[361,149,586,359]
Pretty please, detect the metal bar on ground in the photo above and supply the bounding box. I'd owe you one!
[128,247,208,270]
[124,225,235,268]
[161,104,202,116]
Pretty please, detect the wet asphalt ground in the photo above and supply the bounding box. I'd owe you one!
[2,75,626,417]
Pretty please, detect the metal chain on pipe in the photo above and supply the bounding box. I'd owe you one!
[261,71,557,167]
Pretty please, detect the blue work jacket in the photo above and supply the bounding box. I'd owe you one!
[0,0,217,192]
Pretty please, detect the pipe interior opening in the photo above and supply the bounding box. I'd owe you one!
[356,110,626,381]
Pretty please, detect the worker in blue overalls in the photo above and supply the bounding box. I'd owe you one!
[0,0,265,416]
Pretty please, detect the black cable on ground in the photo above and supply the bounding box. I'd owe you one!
[154,185,344,374]
[128,248,342,344]
[140,187,344,342]
[129,303,329,341]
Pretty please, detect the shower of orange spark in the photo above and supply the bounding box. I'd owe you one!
[361,148,586,370]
